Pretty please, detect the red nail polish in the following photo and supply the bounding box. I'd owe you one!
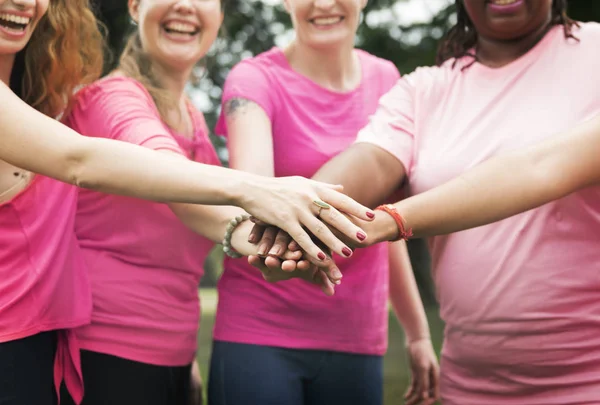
[342,247,352,257]
[357,232,366,241]
[317,252,326,260]
[366,211,375,219]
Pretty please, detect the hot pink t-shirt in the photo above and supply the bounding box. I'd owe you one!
[0,175,91,402]
[214,48,400,355]
[357,24,600,404]
[65,76,220,366]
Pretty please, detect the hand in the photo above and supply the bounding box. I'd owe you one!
[248,254,337,296]
[238,176,373,263]
[189,360,203,405]
[247,223,343,284]
[404,338,440,405]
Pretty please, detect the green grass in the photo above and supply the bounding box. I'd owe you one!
[197,289,444,404]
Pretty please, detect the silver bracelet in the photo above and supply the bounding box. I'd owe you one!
[222,214,251,258]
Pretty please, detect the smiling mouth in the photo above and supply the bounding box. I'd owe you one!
[162,21,200,36]
[310,16,344,26]
[0,13,31,33]
[488,0,520,5]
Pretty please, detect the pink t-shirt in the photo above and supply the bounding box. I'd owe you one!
[0,175,91,402]
[64,76,220,366]
[214,48,400,355]
[357,23,600,404]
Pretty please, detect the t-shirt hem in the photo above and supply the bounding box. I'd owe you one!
[213,330,387,356]
[77,338,196,367]
[0,317,91,343]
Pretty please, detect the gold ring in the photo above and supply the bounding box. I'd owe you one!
[313,200,331,217]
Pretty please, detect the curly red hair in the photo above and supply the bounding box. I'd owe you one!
[10,0,104,117]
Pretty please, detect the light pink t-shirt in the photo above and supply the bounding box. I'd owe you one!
[65,76,220,366]
[214,48,400,355]
[357,24,600,404]
[0,175,91,402]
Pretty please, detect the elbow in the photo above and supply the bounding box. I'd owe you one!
[63,142,97,190]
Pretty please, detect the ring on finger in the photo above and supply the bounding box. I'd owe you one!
[313,200,331,217]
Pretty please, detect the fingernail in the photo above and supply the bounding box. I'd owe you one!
[356,231,366,241]
[317,252,326,261]
[269,246,281,256]
[258,244,267,256]
[366,211,375,219]
[342,247,353,257]
[332,269,343,279]
[248,235,257,243]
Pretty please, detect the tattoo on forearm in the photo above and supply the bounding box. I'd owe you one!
[225,98,253,117]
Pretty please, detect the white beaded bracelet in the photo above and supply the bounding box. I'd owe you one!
[222,214,251,258]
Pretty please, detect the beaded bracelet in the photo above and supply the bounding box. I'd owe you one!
[222,214,250,258]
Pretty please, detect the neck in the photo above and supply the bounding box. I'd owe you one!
[284,39,360,92]
[152,61,192,104]
[476,21,553,68]
[0,53,16,86]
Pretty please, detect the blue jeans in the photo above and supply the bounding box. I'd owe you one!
[208,341,383,405]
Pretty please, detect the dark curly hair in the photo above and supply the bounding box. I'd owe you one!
[436,0,579,67]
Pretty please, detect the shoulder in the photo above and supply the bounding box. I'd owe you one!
[227,48,286,83]
[569,21,600,47]
[72,75,154,111]
[357,50,401,94]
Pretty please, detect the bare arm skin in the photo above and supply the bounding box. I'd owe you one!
[313,143,407,208]
[0,82,374,262]
[371,114,600,241]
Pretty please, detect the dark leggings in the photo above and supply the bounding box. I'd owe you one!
[208,341,384,405]
[60,350,191,405]
[0,331,57,405]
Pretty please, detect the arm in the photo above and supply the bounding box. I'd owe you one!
[389,241,439,405]
[373,114,600,240]
[0,81,372,262]
[313,143,406,208]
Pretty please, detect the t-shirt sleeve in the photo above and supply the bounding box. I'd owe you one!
[215,60,275,136]
[355,74,416,173]
[68,78,183,154]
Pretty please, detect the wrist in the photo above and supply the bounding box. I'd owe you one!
[229,220,255,257]
[367,211,400,244]
[405,335,432,347]
[222,213,251,258]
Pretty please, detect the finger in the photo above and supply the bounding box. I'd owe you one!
[264,255,283,269]
[281,259,299,272]
[429,364,440,404]
[249,217,269,226]
[404,378,418,405]
[296,259,311,271]
[300,214,353,260]
[248,223,266,244]
[314,270,335,296]
[281,249,303,261]
[268,230,292,257]
[415,366,429,404]
[317,186,375,221]
[248,255,264,270]
[288,240,301,251]
[284,224,334,266]
[319,206,368,245]
[257,227,278,256]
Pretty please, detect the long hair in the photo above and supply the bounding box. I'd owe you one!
[436,0,579,67]
[10,0,104,117]
[118,0,227,130]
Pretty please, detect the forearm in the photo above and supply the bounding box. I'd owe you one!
[0,95,253,205]
[388,241,430,343]
[313,143,405,208]
[367,115,600,241]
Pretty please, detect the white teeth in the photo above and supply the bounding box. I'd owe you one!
[491,0,518,5]
[312,17,342,26]
[164,21,197,34]
[0,13,31,25]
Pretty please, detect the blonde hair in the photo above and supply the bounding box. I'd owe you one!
[118,31,178,128]
[11,0,104,117]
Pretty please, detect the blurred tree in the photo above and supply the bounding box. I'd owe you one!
[93,0,600,299]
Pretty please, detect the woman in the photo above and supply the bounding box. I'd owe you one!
[0,0,371,403]
[60,0,341,403]
[209,0,439,404]
[255,0,600,403]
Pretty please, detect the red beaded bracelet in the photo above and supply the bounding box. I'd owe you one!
[375,204,413,241]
